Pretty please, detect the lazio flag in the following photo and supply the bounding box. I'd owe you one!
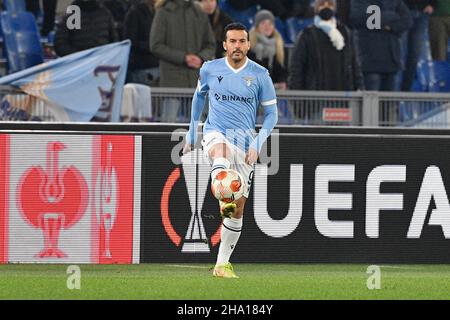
[0,40,131,122]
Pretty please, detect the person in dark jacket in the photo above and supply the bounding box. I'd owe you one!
[336,0,350,26]
[288,0,364,91]
[26,0,58,36]
[283,0,314,18]
[350,0,413,91]
[198,0,234,58]
[124,0,159,85]
[249,10,288,89]
[102,0,130,39]
[54,0,118,56]
[401,0,436,91]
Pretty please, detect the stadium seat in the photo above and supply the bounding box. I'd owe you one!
[447,39,450,63]
[220,2,258,30]
[429,61,450,92]
[0,12,44,73]
[277,100,295,124]
[0,11,39,34]
[275,18,291,45]
[286,17,314,43]
[413,59,435,92]
[3,0,26,12]
[218,0,228,9]
[413,60,450,93]
[398,100,442,125]
[47,31,56,46]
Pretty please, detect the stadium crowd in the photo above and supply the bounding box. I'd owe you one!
[1,0,450,93]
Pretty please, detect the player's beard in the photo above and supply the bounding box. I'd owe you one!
[230,50,246,63]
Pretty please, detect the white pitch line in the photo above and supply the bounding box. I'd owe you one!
[165,264,210,270]
[378,265,425,270]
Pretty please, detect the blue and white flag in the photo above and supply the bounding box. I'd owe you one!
[0,40,131,122]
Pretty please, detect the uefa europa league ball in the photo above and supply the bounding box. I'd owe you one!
[211,169,244,203]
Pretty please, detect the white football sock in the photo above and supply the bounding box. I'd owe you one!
[216,217,243,266]
[210,157,231,181]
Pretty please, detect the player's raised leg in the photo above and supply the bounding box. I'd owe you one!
[213,196,246,278]
[208,142,232,181]
[207,142,237,218]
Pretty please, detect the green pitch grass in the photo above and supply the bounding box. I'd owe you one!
[0,264,449,300]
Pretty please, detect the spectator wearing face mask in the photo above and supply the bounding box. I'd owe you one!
[288,0,364,91]
[248,10,288,90]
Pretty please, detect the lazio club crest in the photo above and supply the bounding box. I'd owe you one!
[243,76,256,87]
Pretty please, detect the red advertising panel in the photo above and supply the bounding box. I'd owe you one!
[4,134,140,264]
[0,134,8,263]
[322,108,352,122]
[91,135,135,264]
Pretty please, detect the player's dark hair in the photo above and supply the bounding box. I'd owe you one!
[223,23,250,41]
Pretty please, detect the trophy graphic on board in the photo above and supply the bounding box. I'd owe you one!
[180,149,210,253]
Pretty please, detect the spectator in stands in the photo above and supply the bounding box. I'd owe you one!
[124,0,159,86]
[249,10,288,89]
[227,0,286,20]
[429,0,450,61]
[288,0,364,91]
[284,0,314,18]
[26,0,58,36]
[227,0,315,19]
[336,0,350,26]
[150,0,215,122]
[350,0,412,91]
[401,1,436,91]
[102,0,130,39]
[54,0,118,56]
[198,0,234,58]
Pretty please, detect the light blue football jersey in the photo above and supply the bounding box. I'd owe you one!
[197,57,277,152]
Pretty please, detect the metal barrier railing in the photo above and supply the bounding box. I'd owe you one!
[150,88,365,126]
[376,92,450,128]
[0,85,58,121]
[2,85,450,127]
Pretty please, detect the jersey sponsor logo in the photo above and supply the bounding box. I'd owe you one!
[214,94,255,104]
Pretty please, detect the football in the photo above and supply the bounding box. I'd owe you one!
[211,169,244,203]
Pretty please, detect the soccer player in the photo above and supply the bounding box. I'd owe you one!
[183,22,278,278]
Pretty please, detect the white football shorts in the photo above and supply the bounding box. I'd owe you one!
[201,131,254,199]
